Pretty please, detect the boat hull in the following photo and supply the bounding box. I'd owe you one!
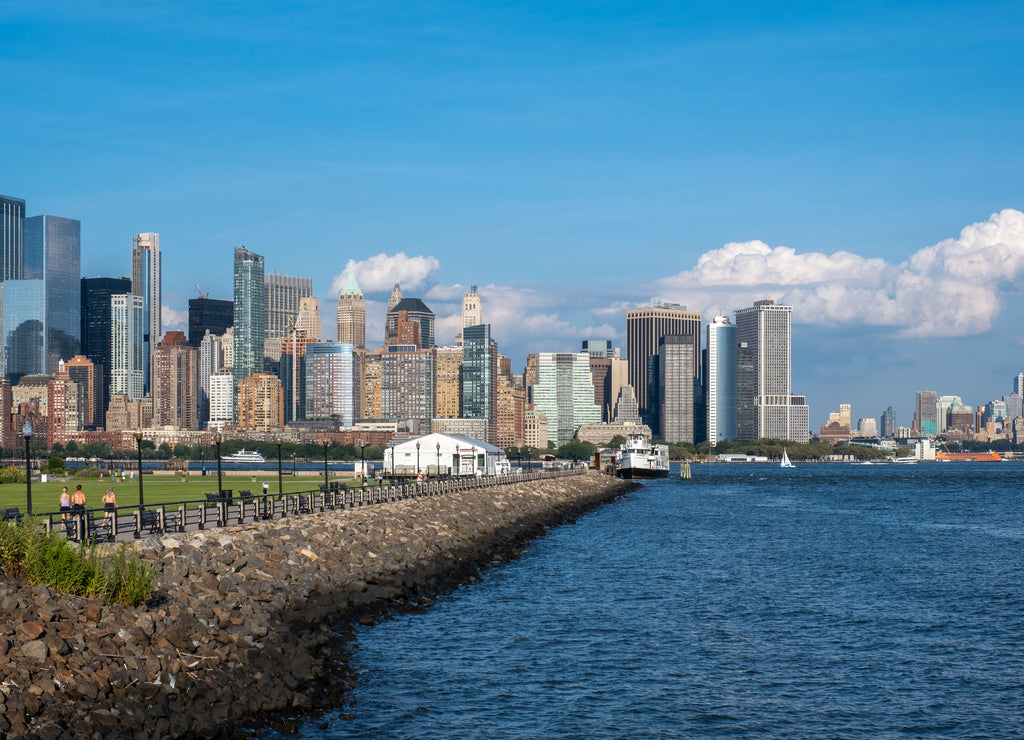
[616,467,670,480]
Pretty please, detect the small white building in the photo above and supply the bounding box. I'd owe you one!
[384,433,509,477]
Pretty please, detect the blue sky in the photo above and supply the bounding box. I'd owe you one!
[4,0,1024,428]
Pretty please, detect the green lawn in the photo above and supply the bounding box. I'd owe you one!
[0,472,366,514]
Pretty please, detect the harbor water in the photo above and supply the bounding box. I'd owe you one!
[279,462,1024,738]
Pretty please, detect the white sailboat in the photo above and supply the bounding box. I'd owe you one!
[780,448,795,469]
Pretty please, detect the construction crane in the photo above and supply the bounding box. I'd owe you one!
[194,284,209,299]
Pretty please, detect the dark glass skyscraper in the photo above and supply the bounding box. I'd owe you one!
[233,247,265,418]
[0,195,25,282]
[82,277,132,414]
[188,297,233,347]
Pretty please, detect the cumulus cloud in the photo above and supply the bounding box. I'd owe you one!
[653,209,1024,339]
[328,252,441,296]
[162,306,188,333]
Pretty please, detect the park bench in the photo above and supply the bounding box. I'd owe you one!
[1,508,21,522]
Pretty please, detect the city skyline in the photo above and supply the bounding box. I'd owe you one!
[4,1,1023,427]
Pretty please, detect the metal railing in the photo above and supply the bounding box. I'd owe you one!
[34,468,585,543]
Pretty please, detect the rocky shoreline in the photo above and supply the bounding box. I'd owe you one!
[0,471,638,738]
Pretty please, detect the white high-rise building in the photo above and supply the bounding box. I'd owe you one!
[208,371,234,426]
[456,285,482,345]
[734,299,808,443]
[110,294,144,401]
[131,232,160,395]
[706,315,737,444]
[265,272,312,343]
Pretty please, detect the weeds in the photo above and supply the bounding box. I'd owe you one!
[0,518,154,606]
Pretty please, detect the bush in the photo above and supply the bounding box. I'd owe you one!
[0,465,23,484]
[0,518,154,606]
[72,466,103,479]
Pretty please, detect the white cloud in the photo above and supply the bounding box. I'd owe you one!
[162,306,188,333]
[652,209,1024,339]
[328,252,441,296]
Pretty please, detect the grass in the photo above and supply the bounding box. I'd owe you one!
[0,472,371,514]
[0,517,154,606]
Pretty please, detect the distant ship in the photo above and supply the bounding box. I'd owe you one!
[220,449,266,463]
[615,434,670,479]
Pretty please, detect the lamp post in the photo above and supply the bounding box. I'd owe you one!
[471,446,476,476]
[276,438,283,494]
[415,441,420,478]
[134,428,145,510]
[322,439,329,489]
[359,439,366,483]
[390,440,395,478]
[524,445,529,472]
[214,432,223,496]
[436,442,441,480]
[22,420,32,515]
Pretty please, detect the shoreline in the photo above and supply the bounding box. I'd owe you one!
[0,471,638,738]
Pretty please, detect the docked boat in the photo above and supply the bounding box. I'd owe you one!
[220,449,266,463]
[614,434,670,479]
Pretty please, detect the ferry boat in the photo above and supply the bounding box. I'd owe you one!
[614,434,670,479]
[220,449,266,464]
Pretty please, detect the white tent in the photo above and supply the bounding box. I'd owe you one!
[383,433,509,477]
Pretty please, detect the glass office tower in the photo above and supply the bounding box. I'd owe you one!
[233,247,266,419]
[3,215,81,379]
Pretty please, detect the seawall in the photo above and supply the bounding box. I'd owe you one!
[0,471,638,738]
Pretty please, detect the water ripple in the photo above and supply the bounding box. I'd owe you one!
[281,464,1024,739]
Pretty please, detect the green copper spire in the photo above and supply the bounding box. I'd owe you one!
[339,259,362,297]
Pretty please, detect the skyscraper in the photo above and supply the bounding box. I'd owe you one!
[532,352,601,446]
[706,315,737,444]
[626,300,701,423]
[265,272,312,343]
[3,215,81,381]
[81,276,131,417]
[233,246,266,415]
[336,261,365,348]
[880,406,896,438]
[154,331,200,429]
[460,324,496,442]
[131,233,160,395]
[65,355,98,429]
[188,297,233,347]
[110,294,145,401]
[386,297,435,349]
[913,390,938,436]
[456,285,482,345]
[381,346,435,431]
[295,296,322,341]
[304,342,359,425]
[654,335,697,443]
[0,195,25,281]
[734,299,809,443]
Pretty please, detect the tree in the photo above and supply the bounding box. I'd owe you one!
[608,435,626,448]
[157,442,173,459]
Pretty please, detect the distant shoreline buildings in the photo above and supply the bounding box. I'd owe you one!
[1,189,1020,454]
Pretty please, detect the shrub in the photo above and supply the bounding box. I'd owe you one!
[0,465,23,484]
[72,466,103,479]
[0,518,154,606]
